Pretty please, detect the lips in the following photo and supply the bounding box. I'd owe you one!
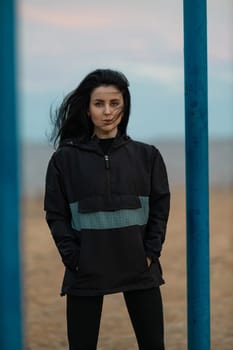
[103,119,114,124]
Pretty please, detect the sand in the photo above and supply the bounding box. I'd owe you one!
[23,187,233,349]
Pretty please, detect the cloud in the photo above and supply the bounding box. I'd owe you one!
[19,0,183,51]
[19,0,232,95]
[21,3,113,30]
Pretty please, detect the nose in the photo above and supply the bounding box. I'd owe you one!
[104,103,111,115]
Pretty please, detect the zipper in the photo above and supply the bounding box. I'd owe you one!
[104,155,111,197]
[104,154,110,169]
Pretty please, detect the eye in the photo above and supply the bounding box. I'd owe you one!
[111,101,119,107]
[94,102,103,107]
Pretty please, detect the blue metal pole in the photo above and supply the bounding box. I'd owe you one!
[183,1,210,349]
[0,0,23,349]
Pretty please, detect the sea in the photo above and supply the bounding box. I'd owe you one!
[21,138,233,197]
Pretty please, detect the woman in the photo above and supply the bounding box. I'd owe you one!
[44,69,170,349]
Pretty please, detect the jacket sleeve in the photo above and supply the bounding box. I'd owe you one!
[44,154,81,271]
[144,147,170,261]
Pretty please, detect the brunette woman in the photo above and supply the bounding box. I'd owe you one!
[44,69,170,349]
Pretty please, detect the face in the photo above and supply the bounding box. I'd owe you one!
[88,85,124,139]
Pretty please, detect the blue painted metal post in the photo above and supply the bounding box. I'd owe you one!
[0,0,23,349]
[183,1,210,349]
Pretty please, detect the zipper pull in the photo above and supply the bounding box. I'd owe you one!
[104,155,110,169]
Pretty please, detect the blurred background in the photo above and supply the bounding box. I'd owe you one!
[18,0,233,349]
[19,0,233,195]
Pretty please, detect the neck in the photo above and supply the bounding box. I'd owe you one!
[93,129,118,139]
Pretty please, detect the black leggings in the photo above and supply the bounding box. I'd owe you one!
[66,287,165,350]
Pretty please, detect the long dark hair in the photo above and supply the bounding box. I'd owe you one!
[50,69,131,147]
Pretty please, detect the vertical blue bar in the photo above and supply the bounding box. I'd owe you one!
[183,1,210,350]
[0,0,23,349]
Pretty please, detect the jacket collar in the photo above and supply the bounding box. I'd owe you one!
[59,134,131,154]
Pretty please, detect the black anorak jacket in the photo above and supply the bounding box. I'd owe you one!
[44,135,170,296]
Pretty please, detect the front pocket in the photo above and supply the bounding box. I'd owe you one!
[78,194,142,213]
[76,226,149,289]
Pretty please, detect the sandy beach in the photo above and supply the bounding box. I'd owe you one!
[23,187,233,349]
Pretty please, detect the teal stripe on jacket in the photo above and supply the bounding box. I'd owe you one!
[69,196,149,230]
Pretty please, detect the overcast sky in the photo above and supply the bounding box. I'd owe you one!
[18,0,233,143]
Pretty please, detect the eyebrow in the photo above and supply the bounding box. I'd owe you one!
[92,98,121,102]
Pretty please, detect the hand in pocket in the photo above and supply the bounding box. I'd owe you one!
[146,257,152,267]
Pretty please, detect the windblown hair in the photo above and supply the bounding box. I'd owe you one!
[50,69,131,148]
